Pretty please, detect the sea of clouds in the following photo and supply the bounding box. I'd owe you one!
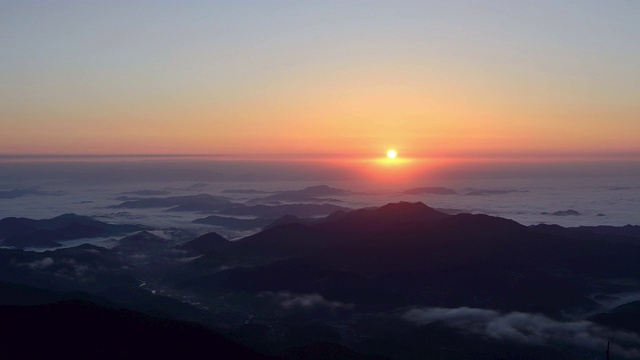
[403,306,640,358]
[1,176,639,230]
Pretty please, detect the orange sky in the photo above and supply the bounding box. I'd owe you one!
[1,2,639,160]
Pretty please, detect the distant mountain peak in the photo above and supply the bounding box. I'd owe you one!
[263,215,306,230]
[291,185,352,197]
[51,213,85,220]
[401,187,457,195]
[302,185,347,192]
[178,232,229,253]
[304,185,332,190]
[247,185,353,204]
[377,201,433,211]
[313,202,450,235]
[128,230,160,239]
[366,201,447,219]
[119,231,165,244]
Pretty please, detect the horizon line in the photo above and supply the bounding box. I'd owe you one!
[1,152,640,163]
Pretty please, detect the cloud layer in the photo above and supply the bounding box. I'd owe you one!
[260,291,354,310]
[403,307,640,358]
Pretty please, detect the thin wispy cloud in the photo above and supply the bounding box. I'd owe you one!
[260,291,354,310]
[404,307,640,358]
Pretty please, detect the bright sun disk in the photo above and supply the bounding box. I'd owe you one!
[387,149,397,159]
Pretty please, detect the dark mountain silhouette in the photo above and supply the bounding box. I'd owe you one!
[466,189,527,196]
[193,215,274,230]
[185,202,453,273]
[264,215,313,230]
[0,213,144,248]
[190,223,326,270]
[529,224,640,245]
[576,224,640,238]
[112,231,186,268]
[180,202,640,315]
[547,209,581,216]
[223,189,272,194]
[0,300,274,360]
[184,182,210,190]
[279,342,388,360]
[0,187,66,199]
[4,223,105,248]
[314,201,450,238]
[401,187,457,195]
[3,201,638,360]
[0,261,218,325]
[262,209,354,230]
[590,301,640,333]
[0,280,114,307]
[352,321,572,360]
[115,230,169,251]
[110,193,230,209]
[178,231,230,254]
[98,286,213,321]
[191,204,353,231]
[0,213,142,236]
[119,189,170,196]
[167,200,245,212]
[248,185,351,204]
[0,244,137,293]
[218,203,351,218]
[184,258,398,307]
[0,279,212,327]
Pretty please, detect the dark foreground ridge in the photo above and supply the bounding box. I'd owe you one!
[0,298,274,360]
[1,201,639,359]
[0,213,144,248]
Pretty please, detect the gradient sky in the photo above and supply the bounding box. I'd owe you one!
[1,1,639,159]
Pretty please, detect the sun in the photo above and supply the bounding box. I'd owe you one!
[386,149,397,159]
